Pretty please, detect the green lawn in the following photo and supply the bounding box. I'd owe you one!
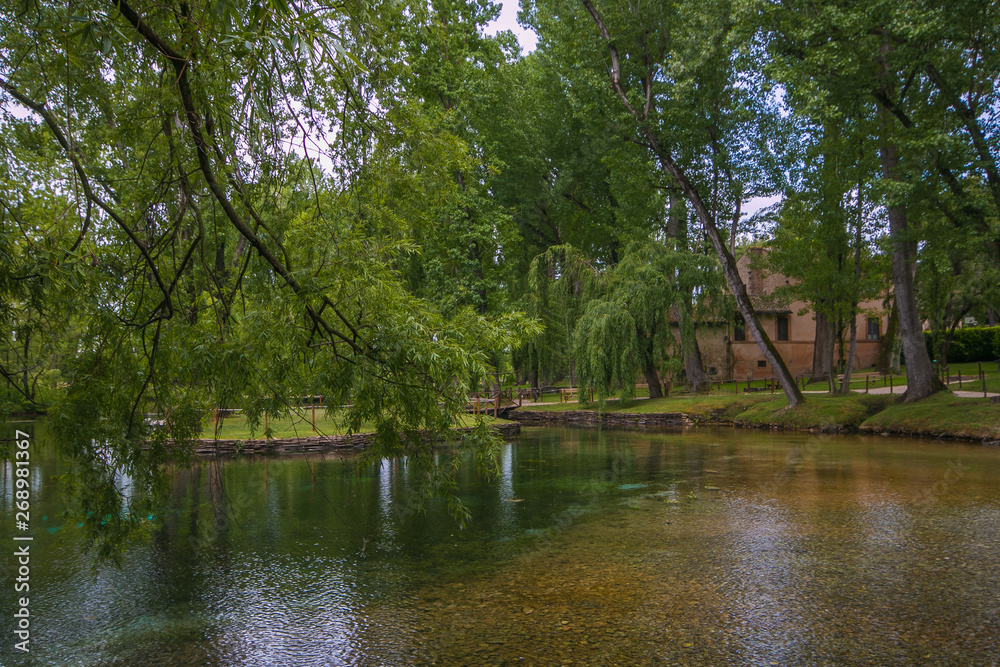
[531,384,653,403]
[797,361,1000,394]
[937,361,1000,394]
[532,360,1000,402]
[201,410,507,440]
[519,393,773,419]
[801,371,901,392]
[859,393,1000,440]
[736,393,893,430]
[517,385,998,437]
[520,391,889,428]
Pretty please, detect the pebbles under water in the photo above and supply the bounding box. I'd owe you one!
[2,424,998,666]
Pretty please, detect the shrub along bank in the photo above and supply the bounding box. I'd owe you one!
[925,325,1000,364]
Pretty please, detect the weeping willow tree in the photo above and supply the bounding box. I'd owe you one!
[0,0,539,562]
[529,240,724,402]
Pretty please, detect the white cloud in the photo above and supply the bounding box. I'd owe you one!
[484,0,537,53]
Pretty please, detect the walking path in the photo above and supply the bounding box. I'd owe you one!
[863,385,999,398]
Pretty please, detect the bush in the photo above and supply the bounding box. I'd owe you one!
[924,325,1000,364]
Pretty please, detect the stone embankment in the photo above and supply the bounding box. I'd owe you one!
[509,401,999,445]
[188,421,522,456]
[509,410,689,428]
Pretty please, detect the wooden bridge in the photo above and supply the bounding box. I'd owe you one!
[467,389,525,418]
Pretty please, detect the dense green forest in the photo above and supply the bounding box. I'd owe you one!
[2,0,999,555]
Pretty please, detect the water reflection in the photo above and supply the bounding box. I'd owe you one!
[1,424,999,665]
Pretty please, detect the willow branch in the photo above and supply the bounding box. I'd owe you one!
[0,75,173,317]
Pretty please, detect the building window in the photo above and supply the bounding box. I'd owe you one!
[757,360,767,368]
[867,317,880,341]
[733,317,745,342]
[776,316,789,341]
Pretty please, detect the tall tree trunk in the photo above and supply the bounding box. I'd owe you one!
[643,360,664,398]
[640,329,663,398]
[812,307,834,383]
[828,323,838,393]
[666,191,682,239]
[680,298,707,391]
[584,0,803,406]
[877,300,898,375]
[875,47,940,402]
[652,144,803,406]
[635,326,663,398]
[668,188,708,391]
[840,316,858,394]
[729,194,740,258]
[840,200,864,394]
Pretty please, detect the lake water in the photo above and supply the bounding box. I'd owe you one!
[2,423,1000,666]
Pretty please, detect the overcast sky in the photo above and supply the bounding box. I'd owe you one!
[485,0,538,53]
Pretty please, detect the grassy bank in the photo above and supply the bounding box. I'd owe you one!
[520,394,771,420]
[858,393,1000,440]
[736,393,893,430]
[201,411,507,441]
[518,390,999,441]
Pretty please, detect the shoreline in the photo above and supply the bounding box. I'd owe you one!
[506,392,1000,445]
[185,420,523,456]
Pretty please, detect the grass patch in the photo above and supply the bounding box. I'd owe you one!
[201,410,507,440]
[736,393,893,430]
[859,392,1000,440]
[612,394,773,420]
[519,393,774,420]
[520,391,898,431]
[801,372,901,392]
[937,361,1000,394]
[519,386,999,440]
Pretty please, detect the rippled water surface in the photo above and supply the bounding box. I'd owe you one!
[2,423,1000,666]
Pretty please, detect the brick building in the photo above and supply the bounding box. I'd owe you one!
[681,248,889,382]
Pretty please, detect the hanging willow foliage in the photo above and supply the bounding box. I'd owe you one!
[529,239,727,403]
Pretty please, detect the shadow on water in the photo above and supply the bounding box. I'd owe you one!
[2,422,1000,665]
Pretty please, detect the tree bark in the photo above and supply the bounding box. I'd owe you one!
[839,203,864,394]
[639,323,664,398]
[666,191,682,239]
[684,181,801,401]
[873,43,941,402]
[679,298,708,391]
[876,131,939,399]
[877,299,897,375]
[839,315,858,393]
[811,306,834,384]
[652,144,803,406]
[669,196,708,392]
[643,359,664,398]
[21,331,31,401]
